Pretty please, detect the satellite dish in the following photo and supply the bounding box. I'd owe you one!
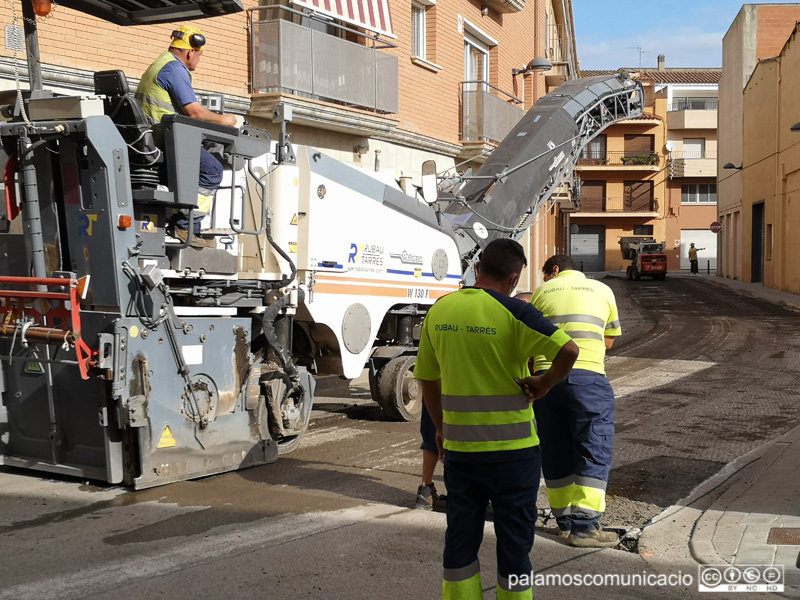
[665,141,675,152]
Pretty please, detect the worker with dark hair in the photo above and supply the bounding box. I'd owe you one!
[415,238,578,600]
[136,25,241,235]
[530,253,621,548]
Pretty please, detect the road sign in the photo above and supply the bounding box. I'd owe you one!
[710,221,723,234]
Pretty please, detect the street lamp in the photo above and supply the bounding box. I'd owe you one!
[723,162,743,171]
[512,57,552,76]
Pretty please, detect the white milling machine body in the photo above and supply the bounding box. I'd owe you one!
[0,0,643,487]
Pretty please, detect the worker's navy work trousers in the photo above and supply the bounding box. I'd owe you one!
[442,451,540,598]
[535,369,615,533]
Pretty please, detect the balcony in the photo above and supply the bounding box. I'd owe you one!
[460,82,524,146]
[250,16,399,115]
[667,99,718,130]
[669,151,717,178]
[576,151,661,170]
[575,196,659,216]
[482,0,525,13]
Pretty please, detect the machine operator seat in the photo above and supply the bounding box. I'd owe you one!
[93,70,162,189]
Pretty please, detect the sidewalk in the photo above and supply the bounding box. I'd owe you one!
[636,272,800,597]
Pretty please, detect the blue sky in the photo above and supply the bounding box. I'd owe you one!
[572,0,800,70]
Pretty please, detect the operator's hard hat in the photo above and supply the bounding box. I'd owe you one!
[170,25,206,51]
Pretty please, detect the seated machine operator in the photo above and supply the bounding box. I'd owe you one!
[135,25,243,240]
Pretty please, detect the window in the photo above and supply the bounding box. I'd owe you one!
[579,135,607,164]
[683,138,705,159]
[623,181,654,212]
[624,134,654,156]
[464,32,489,92]
[681,183,717,204]
[411,3,426,59]
[578,180,605,212]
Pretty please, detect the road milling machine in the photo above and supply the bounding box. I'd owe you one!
[0,0,644,487]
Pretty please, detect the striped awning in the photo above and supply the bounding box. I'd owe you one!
[290,0,395,38]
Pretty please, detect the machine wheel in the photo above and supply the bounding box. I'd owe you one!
[376,355,423,421]
[626,266,634,280]
[277,433,304,455]
[633,266,641,281]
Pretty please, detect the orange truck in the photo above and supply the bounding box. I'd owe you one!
[619,237,668,280]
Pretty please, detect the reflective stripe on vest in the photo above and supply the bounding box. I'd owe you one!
[443,560,482,600]
[135,51,190,125]
[441,393,536,453]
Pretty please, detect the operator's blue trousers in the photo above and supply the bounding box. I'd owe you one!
[534,369,615,533]
[442,451,540,599]
[198,147,223,193]
[173,148,223,233]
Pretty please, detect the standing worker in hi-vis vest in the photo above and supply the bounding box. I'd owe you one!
[415,239,579,600]
[530,254,622,548]
[136,26,242,224]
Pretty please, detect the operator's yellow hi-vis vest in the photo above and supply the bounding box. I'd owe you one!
[530,270,621,375]
[135,51,189,126]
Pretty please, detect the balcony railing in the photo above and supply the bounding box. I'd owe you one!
[577,151,661,167]
[577,196,658,214]
[669,150,717,160]
[668,99,718,111]
[249,7,399,113]
[461,81,524,144]
[547,23,574,66]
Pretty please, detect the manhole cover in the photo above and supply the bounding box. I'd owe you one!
[767,528,800,545]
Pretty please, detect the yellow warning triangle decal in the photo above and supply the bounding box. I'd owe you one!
[157,424,177,449]
[25,361,44,374]
[290,213,298,225]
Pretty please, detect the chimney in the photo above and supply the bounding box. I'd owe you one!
[657,54,665,71]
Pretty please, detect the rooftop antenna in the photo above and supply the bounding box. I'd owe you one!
[626,45,650,69]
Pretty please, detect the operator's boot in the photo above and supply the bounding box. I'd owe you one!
[567,523,619,548]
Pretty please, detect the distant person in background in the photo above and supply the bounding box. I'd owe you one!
[688,243,704,275]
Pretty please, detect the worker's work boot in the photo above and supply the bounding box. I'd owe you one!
[415,483,447,512]
[567,523,619,548]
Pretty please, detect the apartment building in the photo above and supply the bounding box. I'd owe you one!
[719,3,800,287]
[0,0,578,291]
[570,62,718,273]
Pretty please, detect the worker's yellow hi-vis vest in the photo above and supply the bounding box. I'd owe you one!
[531,270,621,375]
[414,287,571,456]
[135,51,189,126]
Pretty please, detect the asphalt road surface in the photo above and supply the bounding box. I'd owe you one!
[1,272,797,600]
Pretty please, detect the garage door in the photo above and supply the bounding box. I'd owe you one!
[680,229,717,271]
[571,225,606,272]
